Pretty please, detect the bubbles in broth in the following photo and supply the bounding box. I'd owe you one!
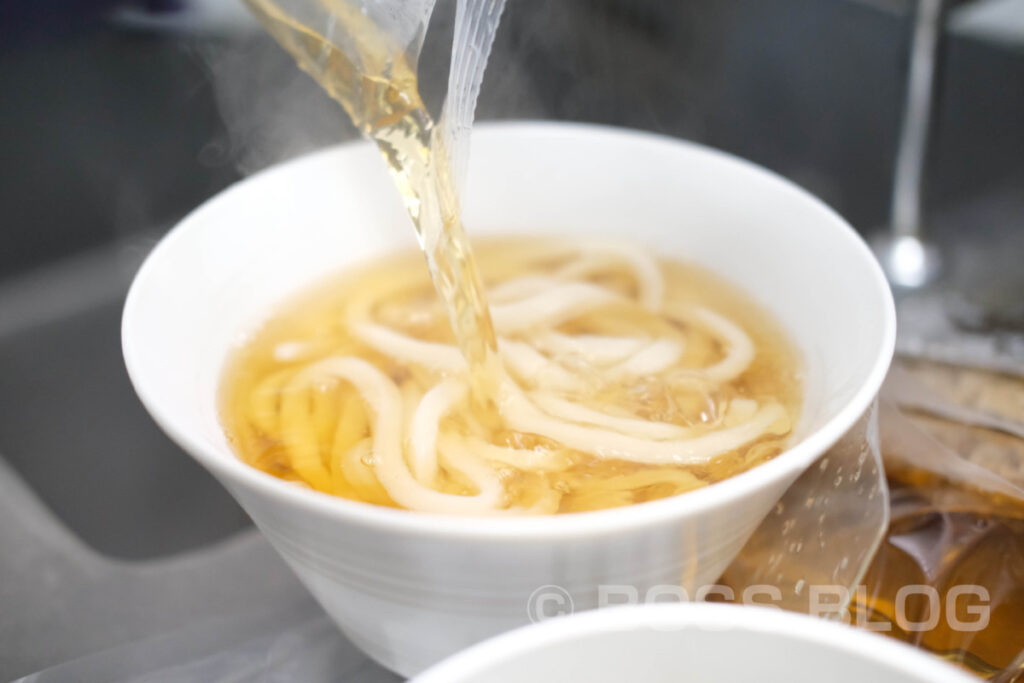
[220,237,803,515]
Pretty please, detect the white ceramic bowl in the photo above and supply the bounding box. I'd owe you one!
[122,122,895,675]
[411,604,977,683]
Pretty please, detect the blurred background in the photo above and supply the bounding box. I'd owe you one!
[0,0,1021,679]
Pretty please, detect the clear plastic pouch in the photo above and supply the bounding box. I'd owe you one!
[241,0,505,195]
[725,368,1024,680]
[722,400,891,615]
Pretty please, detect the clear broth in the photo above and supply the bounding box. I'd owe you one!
[220,237,803,514]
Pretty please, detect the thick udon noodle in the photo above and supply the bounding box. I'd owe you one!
[221,238,802,515]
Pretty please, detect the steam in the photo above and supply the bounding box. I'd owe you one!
[198,0,547,176]
[197,2,710,176]
[198,30,353,175]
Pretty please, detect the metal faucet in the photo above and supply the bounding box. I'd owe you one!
[874,0,949,289]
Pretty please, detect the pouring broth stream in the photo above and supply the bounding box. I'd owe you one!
[226,1,803,514]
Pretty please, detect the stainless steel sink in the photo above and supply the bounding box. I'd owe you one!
[0,246,401,681]
[0,246,251,561]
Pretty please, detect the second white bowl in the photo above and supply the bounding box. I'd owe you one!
[412,604,977,683]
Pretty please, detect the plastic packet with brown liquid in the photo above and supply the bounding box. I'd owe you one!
[724,367,1024,681]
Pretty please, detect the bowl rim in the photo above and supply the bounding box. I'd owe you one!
[122,120,896,541]
[409,603,977,682]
